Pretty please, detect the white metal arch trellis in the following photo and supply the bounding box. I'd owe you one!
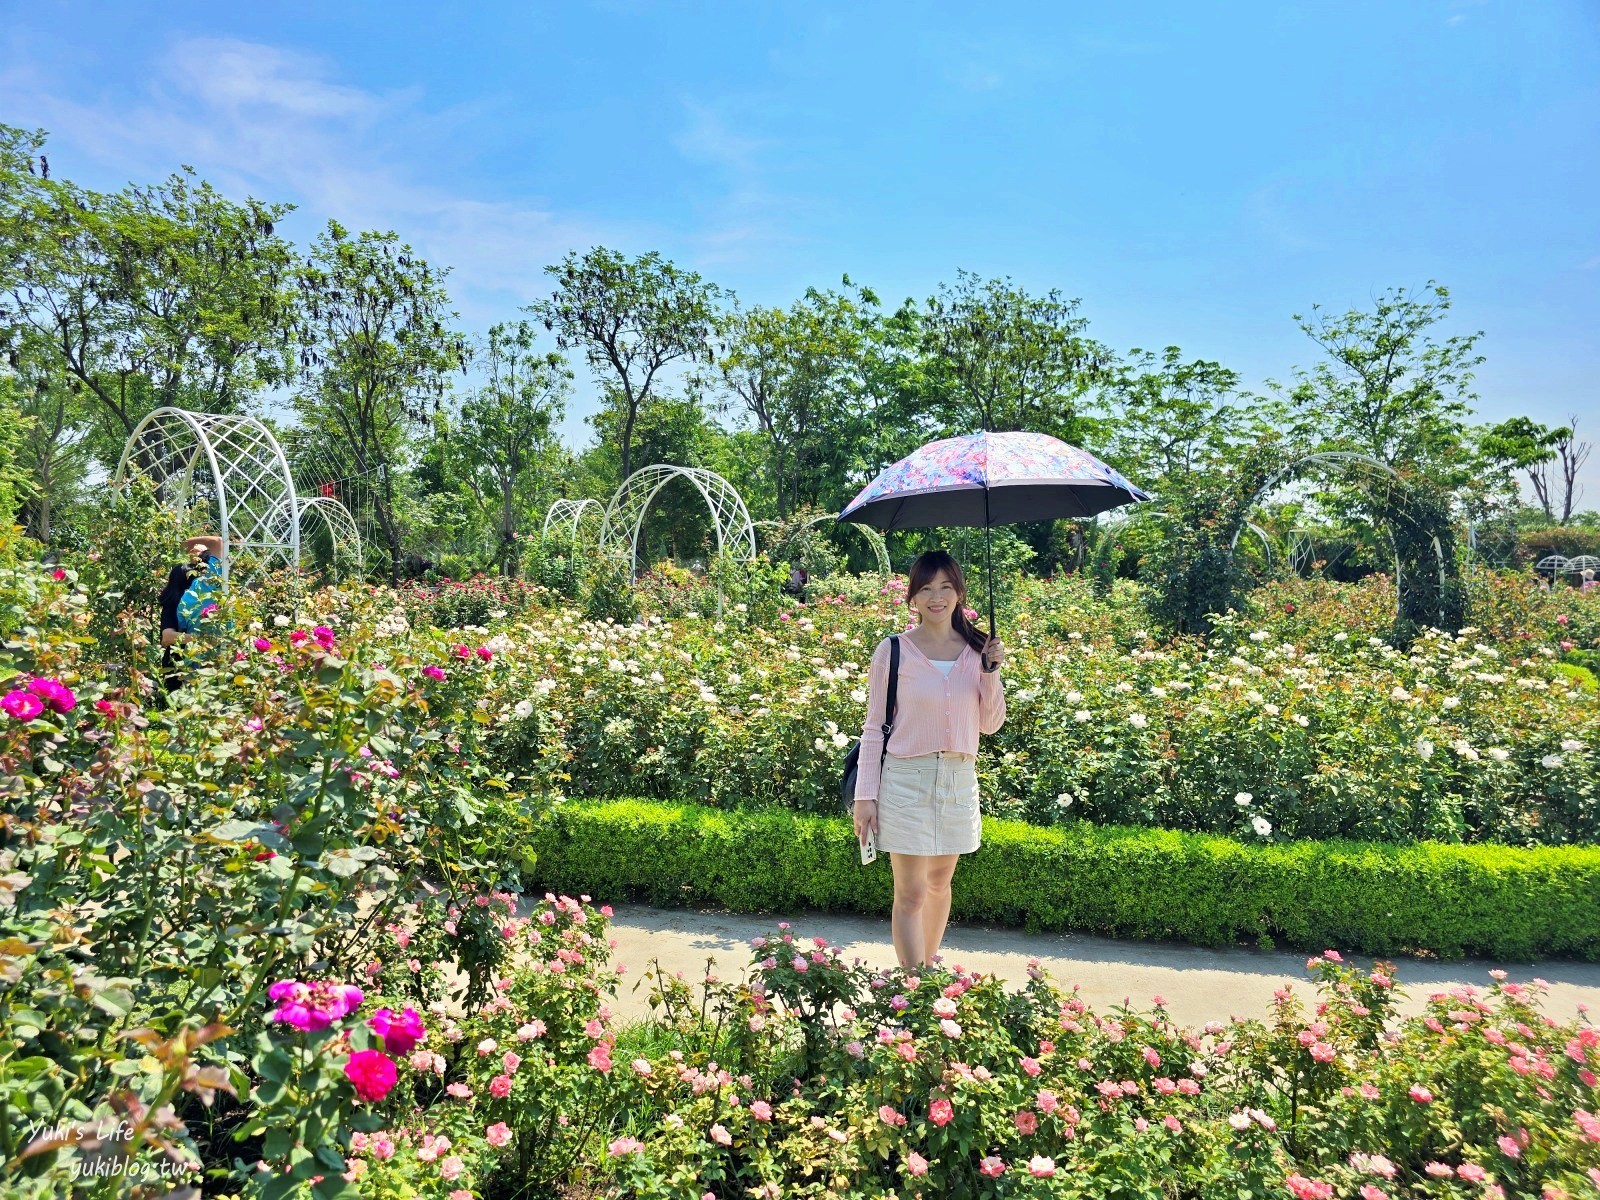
[1231,451,1449,621]
[542,497,606,541]
[293,495,364,581]
[115,408,300,578]
[598,465,758,581]
[754,514,892,576]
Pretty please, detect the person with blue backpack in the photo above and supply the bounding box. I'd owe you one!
[158,534,223,693]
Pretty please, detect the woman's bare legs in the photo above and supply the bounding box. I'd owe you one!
[920,854,959,962]
[890,853,961,967]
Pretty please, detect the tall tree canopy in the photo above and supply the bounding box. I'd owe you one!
[292,222,465,578]
[0,125,297,455]
[528,248,721,486]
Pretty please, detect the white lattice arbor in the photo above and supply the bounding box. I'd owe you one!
[293,495,364,580]
[116,408,300,577]
[755,514,891,575]
[599,465,758,581]
[542,497,606,542]
[1232,451,1449,615]
[115,407,361,582]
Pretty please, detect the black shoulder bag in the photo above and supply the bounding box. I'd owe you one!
[841,635,900,812]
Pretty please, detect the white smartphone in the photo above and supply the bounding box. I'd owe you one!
[859,828,877,865]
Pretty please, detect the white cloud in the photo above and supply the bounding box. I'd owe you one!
[669,100,809,268]
[0,36,629,322]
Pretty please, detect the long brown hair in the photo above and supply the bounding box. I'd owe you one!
[907,550,988,654]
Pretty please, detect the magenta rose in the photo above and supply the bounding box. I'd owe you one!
[2,690,44,721]
[345,1050,397,1102]
[370,1007,426,1056]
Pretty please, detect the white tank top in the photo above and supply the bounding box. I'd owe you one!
[929,658,958,677]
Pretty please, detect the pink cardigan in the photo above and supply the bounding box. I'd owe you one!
[854,634,1006,803]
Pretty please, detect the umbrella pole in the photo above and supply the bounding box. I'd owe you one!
[983,486,997,671]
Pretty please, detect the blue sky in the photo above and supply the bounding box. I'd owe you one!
[4,1,1597,499]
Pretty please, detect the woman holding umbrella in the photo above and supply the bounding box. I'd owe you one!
[839,429,1148,968]
[852,550,1006,969]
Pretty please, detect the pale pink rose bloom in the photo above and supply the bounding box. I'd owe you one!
[709,1124,732,1146]
[906,1151,928,1176]
[1029,1155,1056,1178]
[486,1122,511,1147]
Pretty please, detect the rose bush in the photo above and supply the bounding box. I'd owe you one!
[1,513,1598,1197]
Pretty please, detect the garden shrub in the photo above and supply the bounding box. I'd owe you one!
[527,798,1600,960]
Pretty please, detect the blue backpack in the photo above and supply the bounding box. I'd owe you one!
[176,556,222,634]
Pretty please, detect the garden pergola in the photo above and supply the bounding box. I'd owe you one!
[113,407,362,580]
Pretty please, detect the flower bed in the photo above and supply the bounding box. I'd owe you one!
[2,548,1599,1196]
[527,798,1600,960]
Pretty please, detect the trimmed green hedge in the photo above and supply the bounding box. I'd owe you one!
[527,798,1600,961]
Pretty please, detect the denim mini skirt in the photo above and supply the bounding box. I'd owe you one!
[875,750,981,856]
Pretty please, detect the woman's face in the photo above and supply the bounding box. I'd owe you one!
[912,571,961,620]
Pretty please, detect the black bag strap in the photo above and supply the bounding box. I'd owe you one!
[880,635,900,748]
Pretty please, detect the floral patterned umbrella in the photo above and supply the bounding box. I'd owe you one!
[837,431,1150,641]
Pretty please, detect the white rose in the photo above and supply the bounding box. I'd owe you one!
[1235,792,1253,807]
[1251,816,1272,837]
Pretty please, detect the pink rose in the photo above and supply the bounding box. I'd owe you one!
[749,1100,773,1120]
[709,1123,732,1146]
[1014,1111,1038,1135]
[343,1050,397,1102]
[486,1122,511,1147]
[1286,1175,1335,1200]
[439,1155,464,1182]
[979,1156,1005,1177]
[906,1151,928,1176]
[489,1074,512,1098]
[1029,1155,1056,1178]
[929,1098,954,1126]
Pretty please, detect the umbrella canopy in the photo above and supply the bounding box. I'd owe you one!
[837,431,1150,647]
[838,431,1151,531]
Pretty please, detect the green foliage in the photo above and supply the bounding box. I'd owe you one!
[1138,437,1287,635]
[582,558,642,624]
[529,797,1600,959]
[293,222,465,577]
[446,321,571,576]
[919,269,1111,441]
[0,125,297,445]
[529,247,721,484]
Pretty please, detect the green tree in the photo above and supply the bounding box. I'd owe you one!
[710,284,877,517]
[1284,283,1484,636]
[919,270,1112,440]
[448,322,570,576]
[528,248,721,484]
[292,222,465,579]
[0,125,297,456]
[1102,346,1282,489]
[1139,436,1288,635]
